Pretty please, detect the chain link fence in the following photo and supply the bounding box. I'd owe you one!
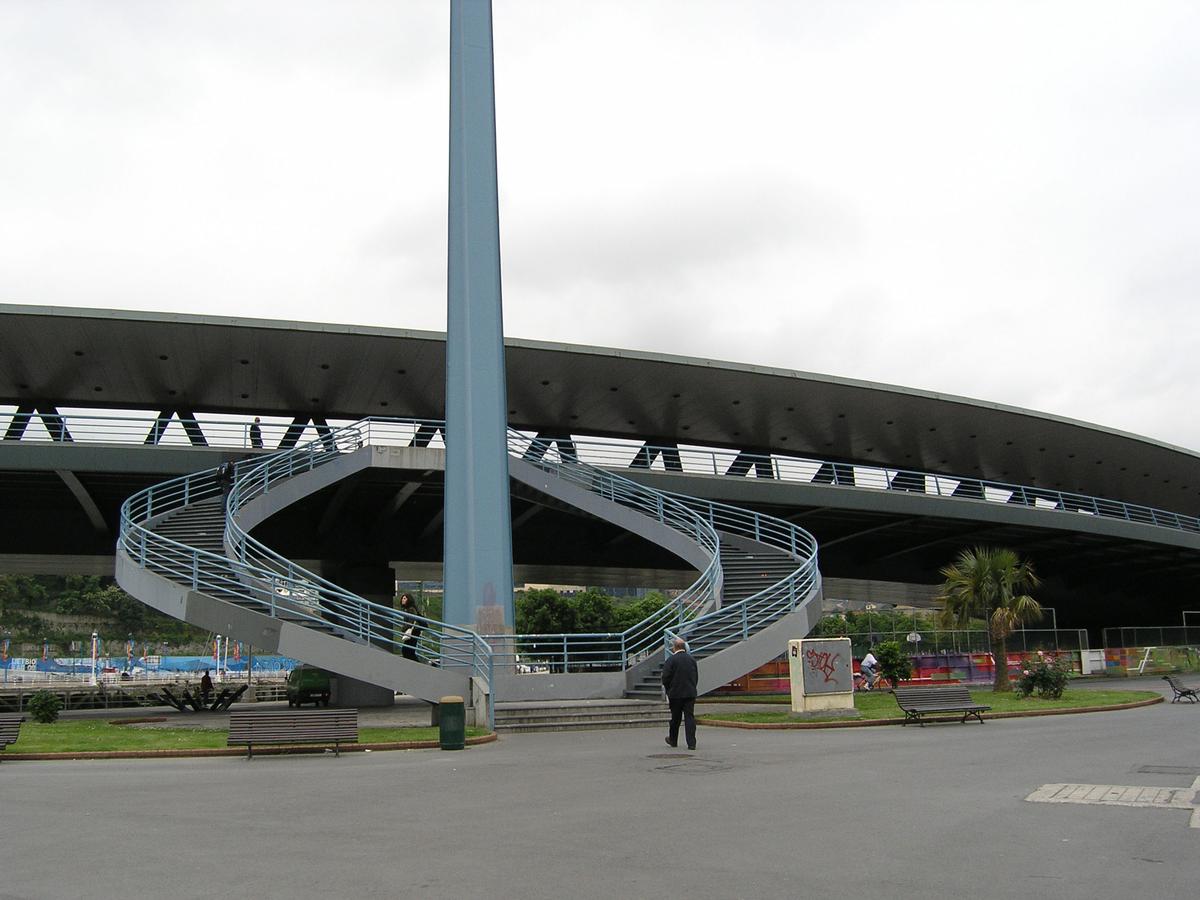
[816,624,1089,656]
[1102,626,1200,649]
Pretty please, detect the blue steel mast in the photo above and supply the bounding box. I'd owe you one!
[443,0,515,634]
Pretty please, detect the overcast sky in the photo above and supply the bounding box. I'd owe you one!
[3,1,1198,449]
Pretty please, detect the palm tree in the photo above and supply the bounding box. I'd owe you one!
[937,546,1042,692]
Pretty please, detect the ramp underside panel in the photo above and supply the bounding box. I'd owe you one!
[697,595,822,696]
[116,550,467,704]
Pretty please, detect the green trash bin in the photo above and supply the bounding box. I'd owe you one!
[439,695,465,750]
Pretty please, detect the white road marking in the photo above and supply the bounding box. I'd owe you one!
[1026,776,1200,829]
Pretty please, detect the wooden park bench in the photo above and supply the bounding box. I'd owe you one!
[227,708,358,759]
[1162,674,1199,703]
[893,685,991,726]
[0,713,25,761]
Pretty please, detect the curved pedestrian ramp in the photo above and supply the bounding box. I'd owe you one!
[116,418,822,723]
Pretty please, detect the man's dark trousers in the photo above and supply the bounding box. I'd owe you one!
[662,647,699,750]
[668,697,696,750]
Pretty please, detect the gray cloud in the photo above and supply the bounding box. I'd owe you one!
[503,176,858,292]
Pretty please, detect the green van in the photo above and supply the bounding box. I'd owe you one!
[286,666,332,708]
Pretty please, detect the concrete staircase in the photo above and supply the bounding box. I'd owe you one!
[119,422,821,716]
[148,498,339,635]
[625,670,665,700]
[719,538,801,603]
[151,497,225,553]
[624,534,808,699]
[494,698,670,733]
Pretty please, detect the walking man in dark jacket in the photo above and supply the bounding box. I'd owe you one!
[662,637,699,751]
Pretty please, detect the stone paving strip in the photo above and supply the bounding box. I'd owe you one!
[1025,776,1200,829]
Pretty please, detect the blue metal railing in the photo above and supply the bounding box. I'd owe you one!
[220,422,729,673]
[565,438,1200,535]
[483,434,821,671]
[7,408,1198,540]
[117,455,495,726]
[216,419,821,673]
[92,404,1200,682]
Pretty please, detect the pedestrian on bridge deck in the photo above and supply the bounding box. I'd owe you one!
[662,637,698,751]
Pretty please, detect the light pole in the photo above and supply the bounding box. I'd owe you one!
[1041,606,1058,651]
[2,631,10,685]
[90,630,99,685]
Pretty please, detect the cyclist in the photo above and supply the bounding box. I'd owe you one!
[859,647,880,691]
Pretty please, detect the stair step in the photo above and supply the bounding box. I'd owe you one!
[496,716,670,733]
[494,699,670,730]
[493,700,668,728]
[495,706,668,722]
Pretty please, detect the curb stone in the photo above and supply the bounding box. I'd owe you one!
[4,731,498,761]
[699,696,1163,730]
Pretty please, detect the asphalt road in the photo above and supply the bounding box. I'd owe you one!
[1,677,1195,899]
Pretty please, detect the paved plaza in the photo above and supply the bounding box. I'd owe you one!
[1,678,1196,899]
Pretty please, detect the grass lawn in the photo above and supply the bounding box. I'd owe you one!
[8,722,491,754]
[698,688,1160,724]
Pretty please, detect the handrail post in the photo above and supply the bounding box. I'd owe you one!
[487,652,495,730]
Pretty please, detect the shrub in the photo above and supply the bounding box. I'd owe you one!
[28,690,63,724]
[1015,652,1071,699]
[876,640,913,686]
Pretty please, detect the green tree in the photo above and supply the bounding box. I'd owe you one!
[0,575,50,613]
[516,589,576,634]
[569,590,617,633]
[0,574,208,645]
[937,547,1042,692]
[612,592,669,631]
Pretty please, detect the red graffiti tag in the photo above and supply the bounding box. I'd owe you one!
[804,648,841,684]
